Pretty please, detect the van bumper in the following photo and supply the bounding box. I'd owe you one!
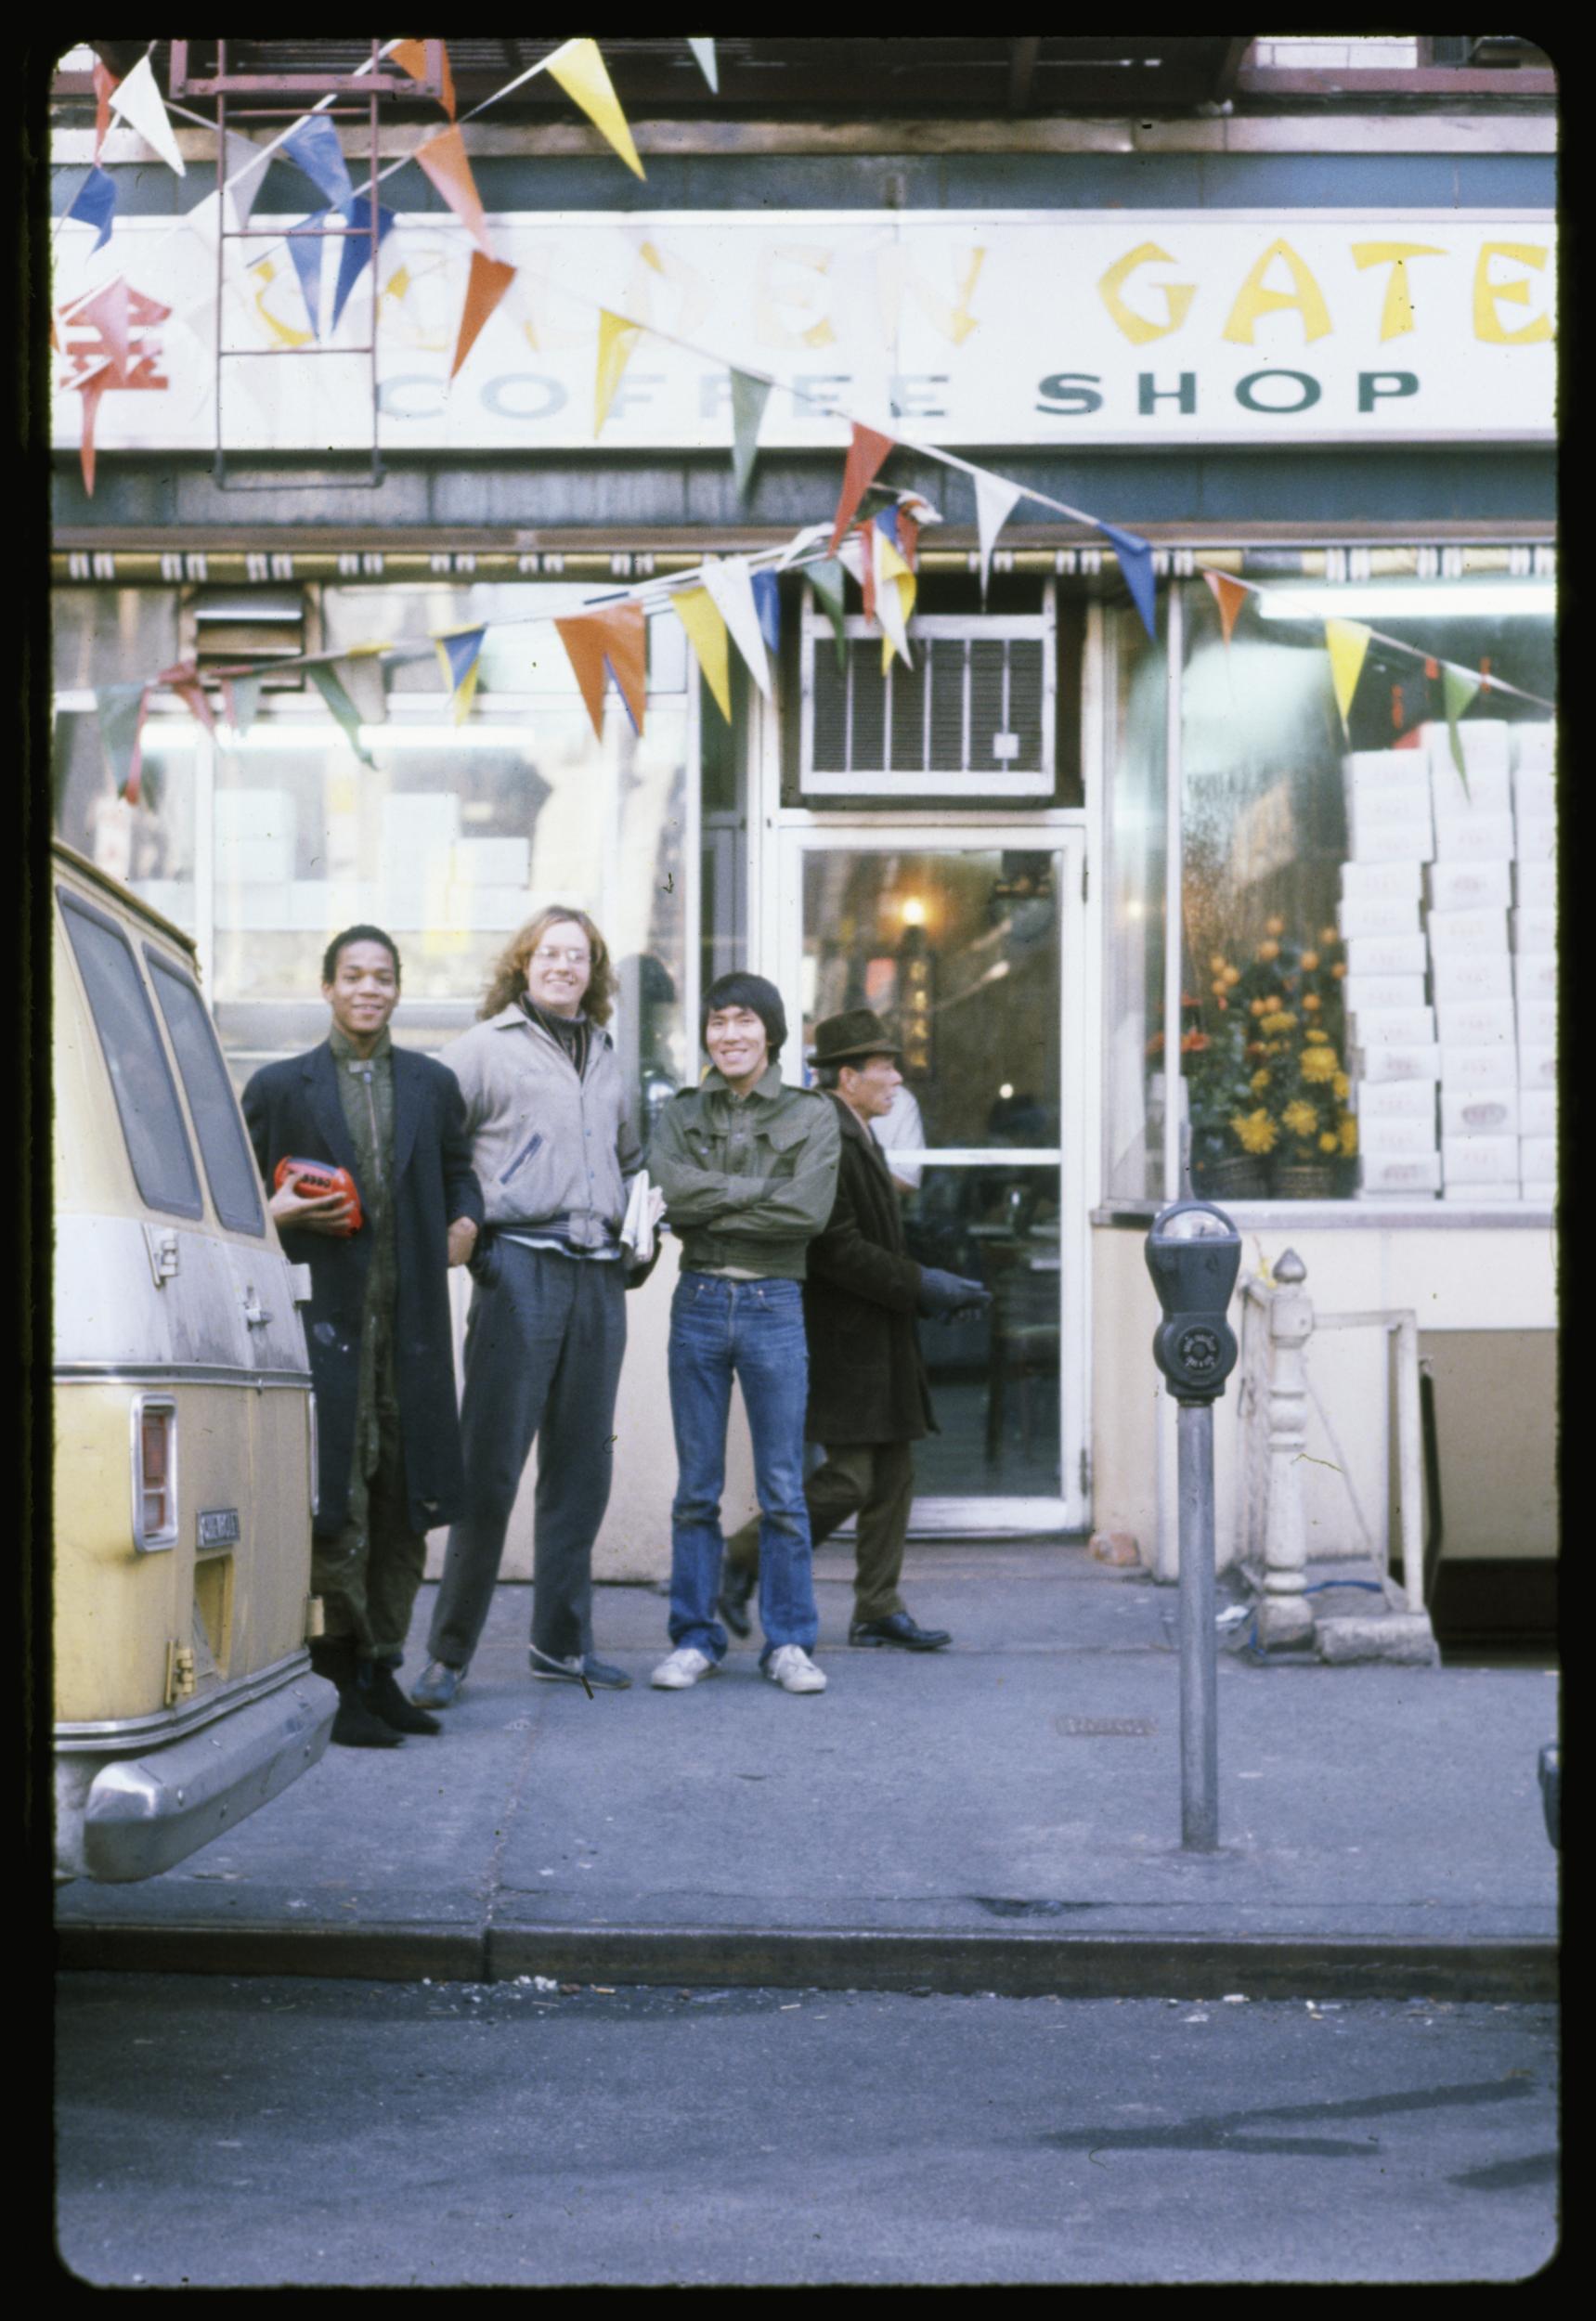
[59,1670,338,1884]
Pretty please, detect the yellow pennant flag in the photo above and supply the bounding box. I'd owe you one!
[671,586,733,721]
[545,38,645,179]
[595,309,644,435]
[1324,618,1372,733]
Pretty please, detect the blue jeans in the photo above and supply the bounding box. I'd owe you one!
[668,1272,818,1666]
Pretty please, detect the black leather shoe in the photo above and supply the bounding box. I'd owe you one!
[849,1611,952,1652]
[311,1638,403,1747]
[366,1658,442,1734]
[718,1562,757,1640]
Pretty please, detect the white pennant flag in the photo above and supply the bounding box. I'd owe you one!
[974,469,1023,598]
[701,555,772,699]
[108,51,187,178]
[221,129,273,233]
[778,520,833,567]
[687,39,719,93]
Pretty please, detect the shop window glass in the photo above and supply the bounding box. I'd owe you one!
[1176,577,1555,1206]
[1104,604,1169,1202]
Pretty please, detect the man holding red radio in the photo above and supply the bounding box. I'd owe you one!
[243,927,483,1748]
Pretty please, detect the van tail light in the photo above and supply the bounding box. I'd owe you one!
[132,1396,178,1552]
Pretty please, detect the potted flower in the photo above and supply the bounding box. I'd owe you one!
[1187,920,1356,1198]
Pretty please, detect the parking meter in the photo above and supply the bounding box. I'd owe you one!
[1145,1199,1241,1404]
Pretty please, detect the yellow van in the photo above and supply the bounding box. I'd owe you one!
[52,839,335,1881]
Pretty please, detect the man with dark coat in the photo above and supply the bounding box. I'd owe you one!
[242,926,484,1746]
[719,1009,990,1652]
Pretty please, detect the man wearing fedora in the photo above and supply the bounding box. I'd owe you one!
[719,1008,990,1653]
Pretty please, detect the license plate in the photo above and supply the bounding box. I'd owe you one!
[198,1508,240,1549]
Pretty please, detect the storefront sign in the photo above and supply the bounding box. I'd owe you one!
[53,209,1556,456]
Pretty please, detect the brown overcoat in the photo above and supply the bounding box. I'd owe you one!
[801,1094,937,1446]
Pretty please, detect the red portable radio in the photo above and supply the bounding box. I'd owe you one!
[272,1156,363,1235]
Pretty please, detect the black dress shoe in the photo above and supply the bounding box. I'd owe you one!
[849,1611,952,1652]
[365,1658,442,1734]
[718,1562,757,1640]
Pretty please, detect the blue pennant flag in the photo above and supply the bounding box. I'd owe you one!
[331,195,397,332]
[286,213,329,339]
[281,114,356,214]
[751,569,781,657]
[68,164,119,253]
[1096,521,1158,642]
[873,502,901,550]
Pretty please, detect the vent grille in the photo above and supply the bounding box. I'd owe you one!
[802,599,1054,797]
[181,586,310,694]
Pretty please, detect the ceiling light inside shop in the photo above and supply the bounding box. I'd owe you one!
[1256,585,1556,620]
[901,896,927,926]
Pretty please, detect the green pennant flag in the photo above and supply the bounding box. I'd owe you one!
[806,558,850,676]
[220,670,264,742]
[1441,664,1482,792]
[306,660,374,765]
[96,681,150,800]
[730,367,772,502]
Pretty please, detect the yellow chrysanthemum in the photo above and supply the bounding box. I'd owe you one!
[1250,1068,1271,1095]
[1304,1028,1330,1044]
[1300,1045,1339,1083]
[1283,1100,1318,1139]
[1261,1011,1297,1035]
[1338,1118,1358,1155]
[1333,1072,1351,1100]
[1232,1108,1278,1155]
[1319,1131,1340,1154]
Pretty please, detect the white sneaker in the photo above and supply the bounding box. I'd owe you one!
[651,1647,717,1690]
[765,1645,827,1694]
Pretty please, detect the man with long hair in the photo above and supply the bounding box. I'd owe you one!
[413,905,642,1705]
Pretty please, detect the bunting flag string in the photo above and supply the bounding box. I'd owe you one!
[751,568,782,658]
[96,681,151,803]
[686,40,719,94]
[1096,521,1158,642]
[871,524,916,671]
[66,167,118,254]
[594,308,644,434]
[392,39,458,122]
[730,368,772,502]
[435,626,488,723]
[671,585,733,720]
[1202,568,1249,647]
[156,660,217,734]
[280,114,357,214]
[555,601,648,738]
[804,558,850,676]
[107,52,186,178]
[92,56,119,161]
[702,557,772,699]
[830,422,897,553]
[544,39,645,180]
[413,125,494,256]
[1325,618,1373,735]
[335,646,392,730]
[1441,664,1482,790]
[286,214,330,339]
[219,670,264,741]
[972,471,1022,599]
[306,662,376,764]
[331,196,398,334]
[220,129,273,235]
[451,251,518,378]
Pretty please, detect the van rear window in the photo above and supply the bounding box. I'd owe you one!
[58,888,203,1219]
[147,952,266,1237]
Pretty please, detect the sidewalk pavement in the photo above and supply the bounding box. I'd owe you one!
[56,1545,1559,1999]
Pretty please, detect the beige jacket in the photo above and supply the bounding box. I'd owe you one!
[443,1005,642,1248]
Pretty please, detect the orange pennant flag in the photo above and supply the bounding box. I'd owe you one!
[1202,569,1249,646]
[414,125,492,255]
[391,38,457,120]
[829,422,896,553]
[451,251,516,378]
[77,367,112,497]
[157,659,218,733]
[554,602,648,740]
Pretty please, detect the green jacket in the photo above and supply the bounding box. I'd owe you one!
[651,1063,841,1280]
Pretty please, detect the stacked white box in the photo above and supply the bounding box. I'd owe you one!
[1337,894,1421,940]
[1343,973,1427,1016]
[381,792,459,924]
[1341,860,1423,902]
[1426,859,1511,914]
[1343,749,1434,862]
[214,786,297,889]
[1513,860,1556,910]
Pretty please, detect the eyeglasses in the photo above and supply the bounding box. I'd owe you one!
[531,946,591,966]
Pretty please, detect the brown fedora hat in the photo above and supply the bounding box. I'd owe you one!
[811,1007,903,1067]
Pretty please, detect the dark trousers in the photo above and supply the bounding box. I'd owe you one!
[725,1439,915,1626]
[315,1403,427,1663]
[428,1243,627,1670]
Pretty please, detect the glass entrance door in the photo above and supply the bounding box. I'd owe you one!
[778,827,1087,1532]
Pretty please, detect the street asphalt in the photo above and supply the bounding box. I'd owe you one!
[55,1544,1560,1998]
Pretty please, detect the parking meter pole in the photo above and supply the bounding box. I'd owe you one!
[1177,1398,1219,1852]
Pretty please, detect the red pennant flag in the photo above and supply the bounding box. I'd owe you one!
[451,252,517,379]
[414,125,492,255]
[392,38,457,121]
[76,366,112,496]
[157,660,217,733]
[92,56,120,161]
[829,422,895,553]
[1202,569,1248,646]
[554,602,648,740]
[897,510,920,571]
[858,522,878,624]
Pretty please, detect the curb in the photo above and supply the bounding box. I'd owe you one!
[56,1921,1559,2002]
